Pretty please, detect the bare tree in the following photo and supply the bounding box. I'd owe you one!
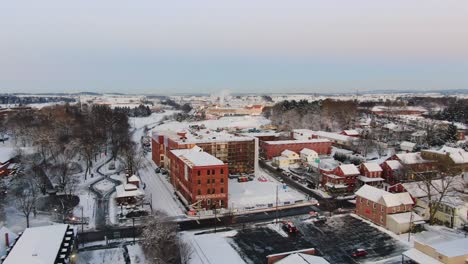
[13,175,39,228]
[141,211,192,264]
[413,164,465,225]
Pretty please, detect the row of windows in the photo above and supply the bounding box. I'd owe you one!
[197,169,224,176]
[197,178,224,184]
[197,188,224,195]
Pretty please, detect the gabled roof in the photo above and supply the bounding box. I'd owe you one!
[127,175,140,182]
[300,148,317,156]
[343,130,359,136]
[276,253,330,264]
[339,164,359,175]
[281,150,299,157]
[355,185,413,207]
[395,152,432,165]
[385,160,403,170]
[362,162,383,172]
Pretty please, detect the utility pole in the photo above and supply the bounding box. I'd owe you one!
[408,211,414,242]
[81,206,84,233]
[132,217,136,244]
[275,185,279,224]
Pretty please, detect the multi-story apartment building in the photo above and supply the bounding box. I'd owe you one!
[152,130,255,174]
[168,147,229,209]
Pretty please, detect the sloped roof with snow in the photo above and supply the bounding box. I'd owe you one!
[356,185,413,207]
[300,148,317,156]
[427,146,468,164]
[127,175,140,182]
[396,152,432,165]
[0,147,15,164]
[3,224,69,264]
[276,253,330,264]
[339,164,360,175]
[430,238,468,257]
[116,184,144,198]
[343,130,359,136]
[281,150,299,157]
[387,212,424,224]
[385,160,403,170]
[400,141,416,149]
[362,162,383,172]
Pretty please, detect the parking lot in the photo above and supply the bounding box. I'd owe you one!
[231,214,408,264]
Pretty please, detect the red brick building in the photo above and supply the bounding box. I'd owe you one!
[387,153,438,182]
[355,185,414,227]
[152,131,255,174]
[358,163,384,187]
[169,147,229,210]
[322,164,359,194]
[381,160,404,185]
[260,139,331,160]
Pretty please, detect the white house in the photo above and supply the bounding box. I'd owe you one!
[400,141,416,152]
[300,148,318,163]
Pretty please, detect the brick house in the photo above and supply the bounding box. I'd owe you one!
[381,160,404,185]
[322,164,359,194]
[387,153,438,182]
[358,162,384,187]
[168,147,229,210]
[355,185,414,229]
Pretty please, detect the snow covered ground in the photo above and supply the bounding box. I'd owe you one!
[127,244,147,264]
[155,115,270,132]
[182,230,245,264]
[77,247,126,264]
[228,167,306,209]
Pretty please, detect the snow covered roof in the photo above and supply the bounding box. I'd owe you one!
[355,185,413,207]
[0,147,15,164]
[276,253,330,264]
[396,152,432,165]
[387,212,424,224]
[127,175,140,182]
[0,226,17,257]
[385,160,403,170]
[358,176,384,183]
[281,150,298,157]
[403,248,443,264]
[400,141,416,149]
[300,148,317,156]
[429,238,468,257]
[342,130,359,136]
[181,151,224,167]
[310,131,355,142]
[426,146,468,164]
[116,184,144,199]
[171,146,224,167]
[264,139,330,145]
[362,162,383,172]
[3,224,70,264]
[339,164,359,175]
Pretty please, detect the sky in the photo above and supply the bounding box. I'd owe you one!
[1,0,468,94]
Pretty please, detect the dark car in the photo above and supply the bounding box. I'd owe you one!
[351,249,368,257]
[155,167,161,173]
[160,168,168,175]
[282,221,299,234]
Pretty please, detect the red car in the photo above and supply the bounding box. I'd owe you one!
[282,221,299,234]
[351,249,368,257]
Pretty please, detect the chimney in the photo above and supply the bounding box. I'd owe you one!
[5,233,9,248]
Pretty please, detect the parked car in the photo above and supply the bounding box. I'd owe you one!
[282,221,299,234]
[155,167,160,173]
[351,249,368,257]
[237,176,249,182]
[160,168,168,175]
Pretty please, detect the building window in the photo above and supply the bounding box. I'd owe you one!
[220,169,224,175]
[197,171,201,176]
[373,203,376,209]
[220,178,224,183]
[212,188,215,194]
[366,200,370,206]
[207,199,211,205]
[197,189,201,195]
[197,180,201,185]
[381,205,384,212]
[207,170,211,175]
[207,179,210,184]
[221,188,224,193]
[211,169,215,175]
[392,207,396,213]
[207,189,211,194]
[212,179,216,184]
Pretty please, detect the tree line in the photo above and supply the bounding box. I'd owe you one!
[265,99,358,131]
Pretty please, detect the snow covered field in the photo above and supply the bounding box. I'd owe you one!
[78,247,126,264]
[182,230,245,264]
[155,115,270,132]
[228,167,306,209]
